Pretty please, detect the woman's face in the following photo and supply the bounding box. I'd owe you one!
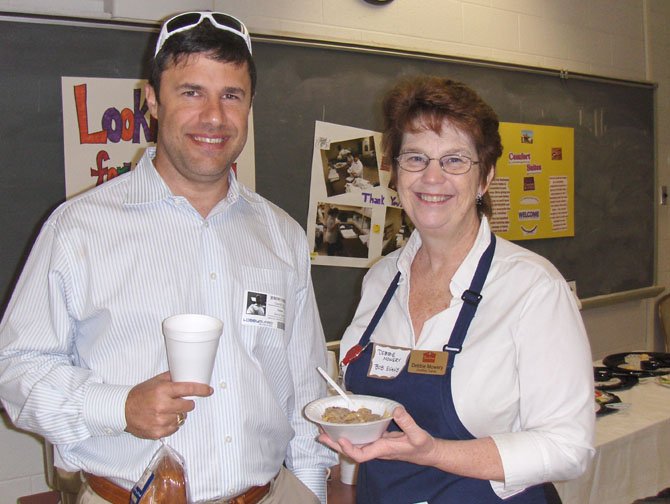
[397,119,492,241]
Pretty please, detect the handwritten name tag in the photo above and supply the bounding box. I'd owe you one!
[367,344,411,379]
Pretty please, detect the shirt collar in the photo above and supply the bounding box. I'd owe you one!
[396,229,422,279]
[125,147,252,211]
[124,147,170,205]
[450,217,492,297]
[394,217,493,296]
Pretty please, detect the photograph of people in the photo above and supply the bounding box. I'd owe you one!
[313,203,371,258]
[319,76,594,503]
[381,207,414,256]
[321,136,380,197]
[0,10,335,504]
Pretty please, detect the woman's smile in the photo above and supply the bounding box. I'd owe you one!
[416,192,452,203]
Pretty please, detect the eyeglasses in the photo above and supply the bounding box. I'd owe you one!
[395,152,480,175]
[155,11,252,57]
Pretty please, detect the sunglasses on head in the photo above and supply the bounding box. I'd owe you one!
[155,11,252,57]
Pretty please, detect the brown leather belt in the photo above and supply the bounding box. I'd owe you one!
[84,473,130,504]
[85,473,271,504]
[226,482,271,504]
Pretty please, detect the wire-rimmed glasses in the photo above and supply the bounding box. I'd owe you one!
[395,152,480,175]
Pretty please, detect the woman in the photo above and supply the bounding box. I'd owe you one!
[319,77,594,503]
[325,207,342,256]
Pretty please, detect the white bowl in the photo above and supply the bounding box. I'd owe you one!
[304,394,401,445]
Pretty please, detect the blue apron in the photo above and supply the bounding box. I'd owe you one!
[344,234,551,504]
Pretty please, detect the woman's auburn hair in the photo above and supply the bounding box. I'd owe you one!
[381,76,503,219]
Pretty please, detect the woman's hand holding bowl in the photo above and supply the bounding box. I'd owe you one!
[318,405,438,466]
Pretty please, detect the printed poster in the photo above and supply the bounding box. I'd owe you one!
[307,120,574,268]
[306,121,414,268]
[491,123,574,240]
[61,76,256,199]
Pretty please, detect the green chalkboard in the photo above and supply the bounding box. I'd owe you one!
[0,15,656,341]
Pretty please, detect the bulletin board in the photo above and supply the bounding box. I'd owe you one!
[0,15,656,341]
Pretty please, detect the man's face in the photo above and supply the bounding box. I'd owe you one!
[146,53,252,192]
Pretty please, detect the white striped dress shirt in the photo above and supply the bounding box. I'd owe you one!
[0,148,337,502]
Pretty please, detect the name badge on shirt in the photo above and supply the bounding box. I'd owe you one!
[367,343,411,379]
[407,350,448,375]
[241,289,286,331]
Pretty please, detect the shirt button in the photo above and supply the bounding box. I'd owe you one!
[105,428,113,435]
[210,272,217,280]
[219,381,227,389]
[203,221,210,228]
[225,436,232,443]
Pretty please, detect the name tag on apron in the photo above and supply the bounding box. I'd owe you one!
[407,350,448,375]
[367,343,411,379]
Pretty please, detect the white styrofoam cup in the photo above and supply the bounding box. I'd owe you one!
[163,314,223,392]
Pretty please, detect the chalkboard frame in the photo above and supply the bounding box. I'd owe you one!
[0,14,658,342]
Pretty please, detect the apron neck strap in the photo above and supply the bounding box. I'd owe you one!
[442,233,496,365]
[349,232,496,367]
[358,271,401,348]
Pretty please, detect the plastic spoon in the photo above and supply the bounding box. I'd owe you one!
[317,366,355,409]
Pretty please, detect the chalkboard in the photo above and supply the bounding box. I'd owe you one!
[0,16,656,342]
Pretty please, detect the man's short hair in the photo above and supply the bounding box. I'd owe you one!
[149,19,257,101]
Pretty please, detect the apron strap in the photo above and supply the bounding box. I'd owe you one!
[345,232,496,368]
[341,271,400,366]
[360,271,401,347]
[442,233,496,367]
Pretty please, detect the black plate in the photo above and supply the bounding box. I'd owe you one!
[593,367,639,391]
[602,352,670,377]
[595,390,621,416]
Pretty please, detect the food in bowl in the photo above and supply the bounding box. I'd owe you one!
[322,406,387,424]
[305,394,402,445]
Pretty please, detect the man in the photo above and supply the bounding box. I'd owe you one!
[347,153,364,178]
[336,144,350,160]
[0,11,335,503]
[246,295,266,316]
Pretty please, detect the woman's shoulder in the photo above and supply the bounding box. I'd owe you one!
[493,235,565,283]
[363,252,402,286]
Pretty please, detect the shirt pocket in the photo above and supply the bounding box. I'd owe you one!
[237,265,293,360]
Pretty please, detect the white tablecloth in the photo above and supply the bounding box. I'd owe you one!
[554,377,670,503]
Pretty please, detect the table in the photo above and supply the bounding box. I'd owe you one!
[17,491,60,504]
[338,225,369,258]
[328,465,356,504]
[327,378,670,504]
[555,377,670,504]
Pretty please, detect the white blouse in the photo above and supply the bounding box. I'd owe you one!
[340,218,595,498]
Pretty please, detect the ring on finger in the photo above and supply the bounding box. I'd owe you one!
[176,412,186,426]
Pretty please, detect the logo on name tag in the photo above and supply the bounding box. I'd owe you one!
[407,350,448,375]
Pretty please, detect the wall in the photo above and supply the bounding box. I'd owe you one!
[0,412,49,502]
[0,0,668,502]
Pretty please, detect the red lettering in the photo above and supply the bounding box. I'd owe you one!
[90,150,133,186]
[90,150,110,185]
[74,84,107,144]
